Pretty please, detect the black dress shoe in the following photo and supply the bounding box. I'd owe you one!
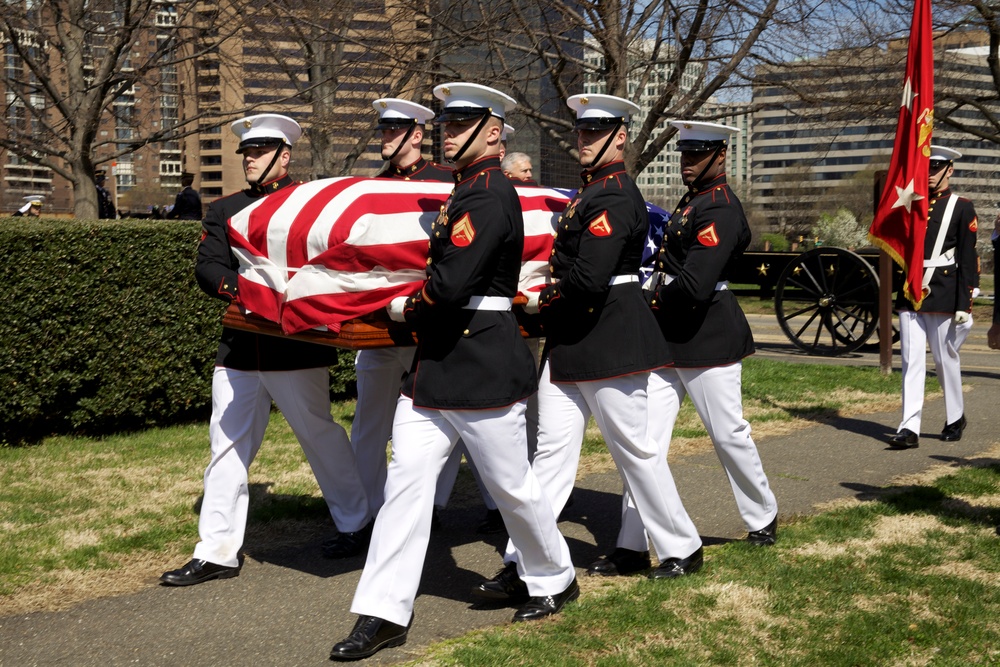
[512,578,580,622]
[888,429,919,449]
[746,516,778,546]
[471,561,529,602]
[329,615,409,661]
[650,546,704,579]
[475,508,506,535]
[322,520,374,559]
[587,548,651,576]
[941,415,967,442]
[159,559,239,586]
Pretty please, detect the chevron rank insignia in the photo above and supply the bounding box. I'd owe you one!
[697,223,719,247]
[970,216,978,232]
[451,212,475,247]
[588,211,612,237]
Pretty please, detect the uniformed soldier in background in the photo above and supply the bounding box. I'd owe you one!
[330,83,577,662]
[344,98,450,523]
[166,172,203,220]
[474,94,703,600]
[889,144,979,448]
[13,195,43,216]
[160,114,371,587]
[95,170,116,219]
[591,121,779,578]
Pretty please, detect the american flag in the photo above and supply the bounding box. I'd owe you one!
[640,202,670,286]
[226,177,570,335]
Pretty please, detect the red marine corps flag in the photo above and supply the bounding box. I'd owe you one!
[868,0,934,309]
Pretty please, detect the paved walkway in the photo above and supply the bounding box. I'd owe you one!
[2,337,998,666]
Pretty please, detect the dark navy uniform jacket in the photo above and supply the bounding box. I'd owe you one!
[649,173,754,368]
[399,155,537,410]
[97,185,116,219]
[378,156,453,182]
[195,174,339,371]
[538,160,671,382]
[895,188,979,315]
[168,186,203,220]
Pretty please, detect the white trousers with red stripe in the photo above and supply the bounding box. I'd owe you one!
[898,310,972,434]
[502,362,702,564]
[615,365,777,551]
[193,366,370,567]
[350,396,574,627]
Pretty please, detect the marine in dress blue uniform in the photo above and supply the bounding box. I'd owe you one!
[331,84,577,662]
[159,114,370,587]
[13,194,43,216]
[347,98,451,518]
[478,94,703,592]
[890,145,980,448]
[594,121,778,578]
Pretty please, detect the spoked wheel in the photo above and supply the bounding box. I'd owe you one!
[775,247,880,356]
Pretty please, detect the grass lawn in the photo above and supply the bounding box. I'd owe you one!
[0,358,917,619]
[428,450,1000,666]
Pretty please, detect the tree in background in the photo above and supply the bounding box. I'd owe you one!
[414,0,830,176]
[0,0,256,218]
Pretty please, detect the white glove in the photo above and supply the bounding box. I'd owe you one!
[386,296,408,322]
[522,292,540,315]
[953,310,971,325]
[972,287,981,299]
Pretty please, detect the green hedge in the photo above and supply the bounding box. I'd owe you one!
[0,218,357,445]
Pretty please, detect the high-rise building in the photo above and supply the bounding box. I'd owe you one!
[0,0,432,216]
[583,39,752,210]
[751,31,1000,239]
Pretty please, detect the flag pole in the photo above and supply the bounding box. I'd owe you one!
[868,0,934,374]
[874,170,893,375]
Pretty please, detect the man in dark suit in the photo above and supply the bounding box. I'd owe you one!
[159,114,370,587]
[889,144,980,448]
[330,83,577,662]
[166,172,203,220]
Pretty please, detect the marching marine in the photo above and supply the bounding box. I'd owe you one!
[597,121,779,578]
[889,144,979,448]
[330,83,577,662]
[475,93,703,600]
[160,114,371,586]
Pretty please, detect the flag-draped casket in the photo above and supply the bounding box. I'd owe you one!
[221,177,569,348]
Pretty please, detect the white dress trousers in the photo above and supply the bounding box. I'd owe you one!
[615,365,778,550]
[432,339,541,512]
[898,310,972,433]
[350,347,415,513]
[193,366,370,568]
[502,361,702,565]
[350,396,575,627]
[352,348,491,513]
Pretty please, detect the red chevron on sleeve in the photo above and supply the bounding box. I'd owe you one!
[587,211,612,237]
[697,223,719,247]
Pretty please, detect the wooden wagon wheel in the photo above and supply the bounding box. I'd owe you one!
[774,247,880,356]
